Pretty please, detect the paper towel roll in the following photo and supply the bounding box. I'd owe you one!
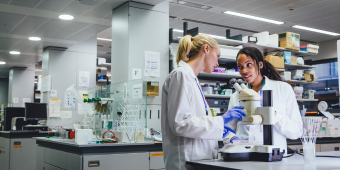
[249,115,262,125]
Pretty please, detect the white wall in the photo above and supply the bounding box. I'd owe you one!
[7,66,35,107]
[305,39,339,61]
[41,35,97,128]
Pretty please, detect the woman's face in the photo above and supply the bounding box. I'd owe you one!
[203,45,220,73]
[237,54,263,84]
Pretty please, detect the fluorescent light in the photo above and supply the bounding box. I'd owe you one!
[35,69,42,72]
[97,38,112,41]
[292,25,340,36]
[0,61,5,64]
[59,15,74,20]
[9,51,20,55]
[223,11,284,25]
[29,37,41,41]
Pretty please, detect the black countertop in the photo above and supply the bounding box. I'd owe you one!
[0,131,51,138]
[35,137,163,154]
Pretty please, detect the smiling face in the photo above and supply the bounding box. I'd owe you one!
[237,54,263,84]
[202,45,221,73]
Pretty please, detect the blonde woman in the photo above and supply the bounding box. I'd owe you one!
[161,34,246,170]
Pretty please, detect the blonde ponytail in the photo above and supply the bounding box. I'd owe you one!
[176,34,218,64]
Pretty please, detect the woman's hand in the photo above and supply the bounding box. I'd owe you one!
[221,106,246,125]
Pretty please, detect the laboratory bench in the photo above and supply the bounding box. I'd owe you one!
[35,137,165,170]
[187,151,340,170]
[0,131,53,170]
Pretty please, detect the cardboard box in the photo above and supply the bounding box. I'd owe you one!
[282,51,291,64]
[278,32,300,51]
[291,56,298,64]
[264,55,284,69]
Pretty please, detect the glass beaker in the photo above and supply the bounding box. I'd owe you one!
[303,143,316,166]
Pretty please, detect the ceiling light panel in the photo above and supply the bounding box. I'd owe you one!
[223,11,284,25]
[169,0,212,10]
[292,25,340,36]
[59,15,74,20]
[97,38,112,41]
[0,61,5,64]
[9,51,20,55]
[29,37,41,41]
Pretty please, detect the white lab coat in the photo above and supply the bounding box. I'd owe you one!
[161,60,224,170]
[227,76,303,154]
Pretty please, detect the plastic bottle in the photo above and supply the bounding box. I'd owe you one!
[215,82,221,95]
[334,117,340,137]
[328,118,334,137]
[319,118,328,137]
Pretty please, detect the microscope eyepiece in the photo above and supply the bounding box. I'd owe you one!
[229,78,237,86]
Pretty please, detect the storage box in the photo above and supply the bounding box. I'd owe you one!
[264,55,284,69]
[291,70,303,77]
[282,51,291,64]
[278,32,300,51]
[291,56,298,64]
[280,71,291,81]
[293,87,304,94]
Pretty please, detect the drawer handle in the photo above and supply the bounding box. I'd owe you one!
[13,142,21,145]
[88,160,100,167]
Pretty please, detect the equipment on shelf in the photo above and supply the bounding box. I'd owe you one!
[220,78,284,162]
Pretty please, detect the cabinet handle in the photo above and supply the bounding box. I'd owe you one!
[88,160,100,167]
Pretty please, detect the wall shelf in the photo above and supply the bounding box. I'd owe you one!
[198,72,242,79]
[285,63,316,69]
[97,63,111,67]
[286,80,318,84]
[297,99,318,102]
[173,36,244,46]
[204,94,231,99]
[97,79,111,83]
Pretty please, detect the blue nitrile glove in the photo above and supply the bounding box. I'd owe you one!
[230,136,241,143]
[221,106,246,125]
[222,126,236,138]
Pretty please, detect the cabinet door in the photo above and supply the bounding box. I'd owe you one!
[83,152,149,170]
[320,143,340,152]
[0,147,4,170]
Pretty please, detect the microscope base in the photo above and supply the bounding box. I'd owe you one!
[220,145,284,162]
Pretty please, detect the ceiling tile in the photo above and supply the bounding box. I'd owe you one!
[10,0,42,8]
[0,12,26,33]
[204,0,232,6]
[47,22,91,39]
[0,37,22,50]
[0,0,10,4]
[184,11,215,20]
[12,39,40,52]
[232,0,278,12]
[97,27,111,38]
[291,6,340,24]
[170,5,189,15]
[30,19,71,37]
[59,1,102,16]
[173,7,202,19]
[269,0,321,20]
[283,2,340,23]
[246,0,297,15]
[10,16,49,36]
[82,1,123,18]
[35,0,71,12]
[67,24,109,41]
[219,0,256,9]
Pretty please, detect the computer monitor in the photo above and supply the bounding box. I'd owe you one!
[25,103,47,120]
[4,107,25,131]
